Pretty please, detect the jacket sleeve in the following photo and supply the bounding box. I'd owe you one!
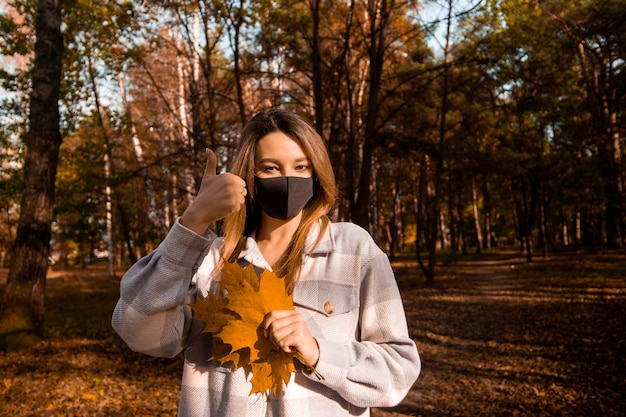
[111,219,214,358]
[307,244,421,407]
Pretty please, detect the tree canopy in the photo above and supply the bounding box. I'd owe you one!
[1,0,625,280]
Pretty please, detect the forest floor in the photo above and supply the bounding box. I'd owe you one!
[1,248,625,416]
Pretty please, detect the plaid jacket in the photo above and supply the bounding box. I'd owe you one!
[112,219,420,417]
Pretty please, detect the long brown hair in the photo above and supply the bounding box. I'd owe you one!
[220,108,336,292]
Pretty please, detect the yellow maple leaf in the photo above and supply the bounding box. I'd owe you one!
[190,292,237,333]
[190,261,296,396]
[248,362,273,395]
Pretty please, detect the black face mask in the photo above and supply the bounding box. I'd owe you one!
[254,176,314,220]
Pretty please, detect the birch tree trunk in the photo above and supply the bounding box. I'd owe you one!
[174,24,196,204]
[117,72,166,238]
[87,55,136,270]
[103,152,115,278]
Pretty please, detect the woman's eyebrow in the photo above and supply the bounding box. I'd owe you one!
[257,158,279,164]
[257,157,309,164]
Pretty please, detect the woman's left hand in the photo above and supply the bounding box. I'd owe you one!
[262,310,319,366]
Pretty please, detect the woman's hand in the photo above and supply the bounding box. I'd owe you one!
[180,149,247,235]
[262,310,320,367]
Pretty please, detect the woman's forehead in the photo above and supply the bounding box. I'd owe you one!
[255,131,308,161]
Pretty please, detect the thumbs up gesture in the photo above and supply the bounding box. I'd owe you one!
[180,149,247,235]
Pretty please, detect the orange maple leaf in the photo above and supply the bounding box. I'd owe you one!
[190,291,237,333]
[248,351,296,396]
[190,261,296,395]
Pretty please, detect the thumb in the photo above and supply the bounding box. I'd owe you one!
[204,148,218,178]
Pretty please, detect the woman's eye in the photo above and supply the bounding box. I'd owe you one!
[296,165,310,171]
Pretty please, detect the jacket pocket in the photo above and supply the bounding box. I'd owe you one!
[293,280,359,316]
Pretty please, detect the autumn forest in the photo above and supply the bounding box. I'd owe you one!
[0,0,624,335]
[0,0,625,414]
[0,0,621,273]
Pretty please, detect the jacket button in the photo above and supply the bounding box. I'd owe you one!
[324,300,335,314]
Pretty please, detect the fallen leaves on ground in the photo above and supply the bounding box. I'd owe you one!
[1,250,625,416]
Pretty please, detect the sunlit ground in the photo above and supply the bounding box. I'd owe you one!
[1,249,625,416]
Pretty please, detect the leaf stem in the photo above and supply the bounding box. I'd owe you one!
[294,351,325,381]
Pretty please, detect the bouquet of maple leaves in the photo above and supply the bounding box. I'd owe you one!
[190,261,321,396]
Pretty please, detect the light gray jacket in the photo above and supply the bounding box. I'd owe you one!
[112,219,420,417]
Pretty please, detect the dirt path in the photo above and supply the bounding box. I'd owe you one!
[1,250,625,416]
[374,251,626,416]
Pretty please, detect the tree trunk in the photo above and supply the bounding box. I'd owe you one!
[311,0,324,134]
[517,175,535,262]
[538,183,550,258]
[391,172,403,257]
[231,0,247,126]
[482,176,492,249]
[447,176,457,251]
[104,153,115,277]
[342,0,357,221]
[174,23,196,204]
[415,154,435,285]
[456,179,467,255]
[352,0,392,229]
[0,0,63,352]
[472,178,483,254]
[423,0,453,284]
[117,72,166,238]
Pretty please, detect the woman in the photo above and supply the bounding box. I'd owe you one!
[112,108,420,416]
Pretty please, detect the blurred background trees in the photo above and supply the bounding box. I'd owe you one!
[1,0,625,281]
